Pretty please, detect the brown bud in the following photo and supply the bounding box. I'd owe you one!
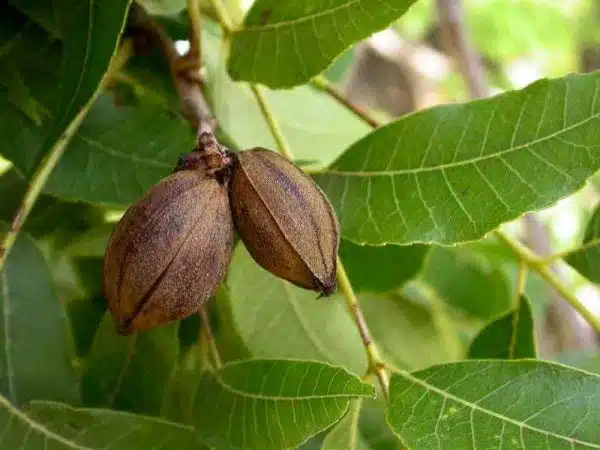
[229,148,339,295]
[103,169,234,334]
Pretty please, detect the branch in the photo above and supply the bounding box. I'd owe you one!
[435,0,487,98]
[0,41,132,270]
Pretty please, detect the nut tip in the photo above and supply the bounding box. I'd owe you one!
[317,279,337,298]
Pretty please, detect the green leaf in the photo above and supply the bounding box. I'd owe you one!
[468,295,536,359]
[0,225,78,405]
[0,169,104,240]
[1,8,188,206]
[177,314,202,354]
[361,294,459,370]
[227,244,366,375]
[421,247,513,320]
[66,223,115,258]
[203,20,370,169]
[0,5,30,56]
[566,205,600,283]
[72,257,104,297]
[7,0,59,36]
[43,93,192,206]
[322,400,369,450]
[555,350,600,376]
[68,295,106,358]
[387,360,600,449]
[465,236,555,320]
[340,241,429,293]
[359,404,404,450]
[0,58,48,125]
[0,8,60,169]
[161,347,205,423]
[0,398,211,449]
[315,73,600,245]
[23,0,131,174]
[81,313,178,415]
[228,0,418,87]
[212,285,254,363]
[192,359,374,450]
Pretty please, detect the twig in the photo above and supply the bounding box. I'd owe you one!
[0,41,132,270]
[199,307,222,369]
[495,230,600,334]
[337,261,389,397]
[129,2,212,132]
[248,62,390,397]
[435,0,487,98]
[311,75,382,128]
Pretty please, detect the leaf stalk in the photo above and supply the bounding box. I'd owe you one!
[311,75,382,128]
[250,85,294,160]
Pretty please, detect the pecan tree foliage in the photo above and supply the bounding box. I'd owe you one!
[1,1,600,449]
